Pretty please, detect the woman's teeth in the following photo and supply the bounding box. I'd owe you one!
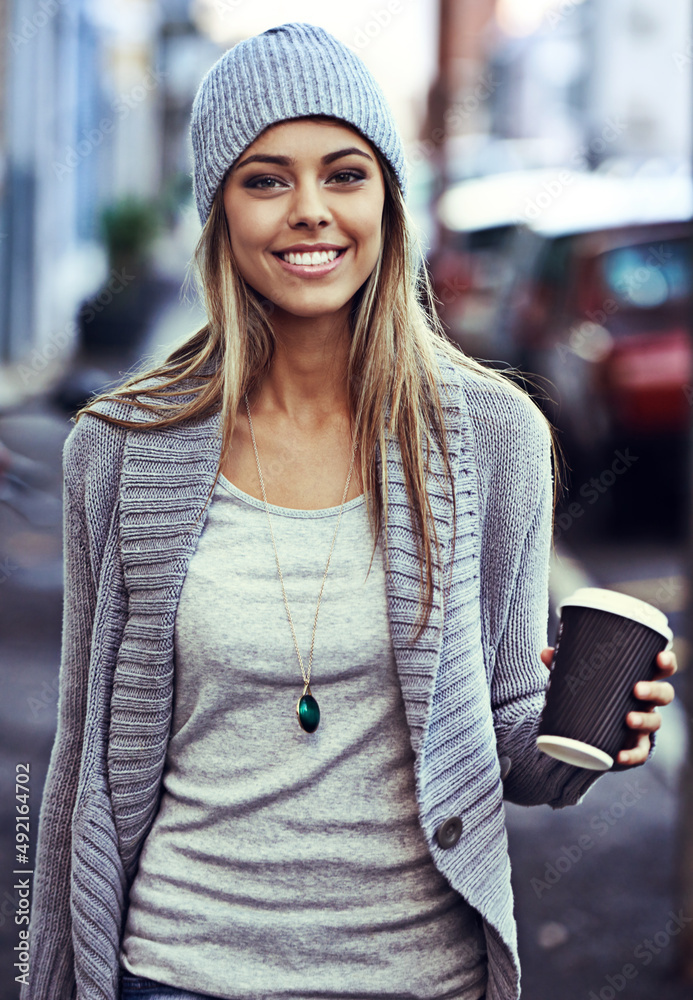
[280,249,341,265]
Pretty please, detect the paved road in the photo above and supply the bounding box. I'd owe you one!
[0,399,71,1000]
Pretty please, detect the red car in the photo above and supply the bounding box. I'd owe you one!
[507,220,689,423]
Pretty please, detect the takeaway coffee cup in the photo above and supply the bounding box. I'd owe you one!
[537,587,673,771]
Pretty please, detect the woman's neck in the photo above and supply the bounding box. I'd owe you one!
[253,311,352,427]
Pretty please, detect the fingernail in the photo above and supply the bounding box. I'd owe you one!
[636,683,651,697]
[630,713,642,726]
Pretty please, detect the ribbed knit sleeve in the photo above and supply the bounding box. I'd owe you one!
[465,377,603,809]
[484,383,654,807]
[489,434,603,808]
[21,428,98,1000]
[21,408,129,1000]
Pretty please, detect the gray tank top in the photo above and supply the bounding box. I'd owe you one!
[119,473,488,1000]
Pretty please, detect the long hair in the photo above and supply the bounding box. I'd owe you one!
[74,130,565,643]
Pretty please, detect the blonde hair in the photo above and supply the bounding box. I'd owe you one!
[75,131,564,643]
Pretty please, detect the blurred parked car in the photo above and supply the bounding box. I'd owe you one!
[431,168,586,359]
[492,172,693,534]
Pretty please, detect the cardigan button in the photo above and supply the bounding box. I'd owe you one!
[436,816,463,850]
[499,756,512,781]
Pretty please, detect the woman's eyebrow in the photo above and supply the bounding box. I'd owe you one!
[233,147,374,171]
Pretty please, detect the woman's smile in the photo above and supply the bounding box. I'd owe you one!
[271,244,349,278]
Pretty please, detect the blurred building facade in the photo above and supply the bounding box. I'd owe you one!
[0,0,219,409]
[429,0,691,183]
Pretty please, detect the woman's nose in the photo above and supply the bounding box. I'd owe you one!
[287,180,333,228]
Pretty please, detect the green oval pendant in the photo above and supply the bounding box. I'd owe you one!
[296,687,320,733]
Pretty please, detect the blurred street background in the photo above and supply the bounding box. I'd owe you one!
[1,1,692,997]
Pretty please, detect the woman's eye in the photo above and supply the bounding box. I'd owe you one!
[245,176,285,189]
[330,170,366,183]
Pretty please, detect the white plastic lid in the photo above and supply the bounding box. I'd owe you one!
[537,735,614,770]
[556,587,673,645]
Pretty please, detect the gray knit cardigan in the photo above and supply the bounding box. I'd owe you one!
[21,355,617,1000]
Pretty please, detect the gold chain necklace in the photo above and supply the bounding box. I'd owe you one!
[244,393,358,733]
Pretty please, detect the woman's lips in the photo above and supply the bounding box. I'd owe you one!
[272,248,347,277]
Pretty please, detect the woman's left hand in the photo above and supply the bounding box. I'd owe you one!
[540,646,678,767]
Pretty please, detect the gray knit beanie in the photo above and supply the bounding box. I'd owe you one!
[190,22,407,227]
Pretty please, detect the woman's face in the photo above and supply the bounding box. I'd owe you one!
[222,118,386,322]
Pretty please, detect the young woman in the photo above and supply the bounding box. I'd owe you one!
[22,22,676,1000]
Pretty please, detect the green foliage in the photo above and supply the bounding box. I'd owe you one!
[98,195,162,267]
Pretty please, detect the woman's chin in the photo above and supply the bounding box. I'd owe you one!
[255,293,354,322]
